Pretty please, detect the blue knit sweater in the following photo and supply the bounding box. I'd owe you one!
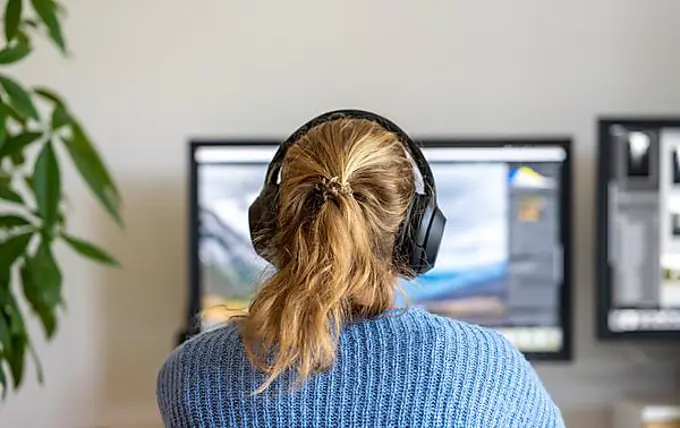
[157,308,564,427]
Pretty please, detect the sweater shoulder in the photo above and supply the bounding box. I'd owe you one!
[355,308,535,388]
[410,309,540,381]
[395,307,522,356]
[156,326,240,397]
[158,322,242,374]
[398,309,564,426]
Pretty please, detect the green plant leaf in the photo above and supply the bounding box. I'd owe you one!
[51,104,68,130]
[54,0,66,16]
[23,19,38,29]
[0,184,22,204]
[0,43,31,65]
[0,287,24,336]
[0,232,32,269]
[4,0,23,43]
[62,233,119,266]
[4,102,26,127]
[27,342,43,384]
[8,333,25,388]
[10,150,24,166]
[0,291,29,390]
[23,175,33,191]
[63,123,122,226]
[0,308,25,388]
[0,75,39,121]
[33,87,65,108]
[21,260,57,339]
[33,141,61,231]
[30,0,65,54]
[14,28,29,47]
[0,104,5,150]
[27,240,61,307]
[0,314,11,359]
[0,214,31,229]
[0,132,42,159]
[0,357,6,398]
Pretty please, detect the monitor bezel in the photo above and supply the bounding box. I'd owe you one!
[597,117,680,341]
[187,137,573,361]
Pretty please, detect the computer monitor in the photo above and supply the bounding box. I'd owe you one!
[598,118,680,339]
[188,139,572,360]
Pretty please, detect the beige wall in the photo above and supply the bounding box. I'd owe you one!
[2,0,680,426]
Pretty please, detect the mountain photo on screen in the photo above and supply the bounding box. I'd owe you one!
[397,163,509,324]
[198,163,272,324]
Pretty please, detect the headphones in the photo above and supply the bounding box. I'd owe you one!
[248,109,446,276]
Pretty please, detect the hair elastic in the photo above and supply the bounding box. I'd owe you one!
[317,176,353,200]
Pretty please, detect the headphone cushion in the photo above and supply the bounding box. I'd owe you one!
[394,195,427,272]
[420,206,446,273]
[248,185,280,263]
[402,195,445,275]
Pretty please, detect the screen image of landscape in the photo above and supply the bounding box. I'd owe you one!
[193,143,569,357]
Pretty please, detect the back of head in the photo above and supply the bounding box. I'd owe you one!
[239,118,415,392]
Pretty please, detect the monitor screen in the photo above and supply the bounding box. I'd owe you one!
[598,119,680,339]
[190,140,572,359]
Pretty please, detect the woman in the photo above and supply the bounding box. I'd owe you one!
[157,111,565,427]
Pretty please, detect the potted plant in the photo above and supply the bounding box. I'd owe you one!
[0,0,122,397]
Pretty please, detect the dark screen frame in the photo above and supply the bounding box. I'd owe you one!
[597,117,680,341]
[186,137,573,361]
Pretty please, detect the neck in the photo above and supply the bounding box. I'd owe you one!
[350,279,399,314]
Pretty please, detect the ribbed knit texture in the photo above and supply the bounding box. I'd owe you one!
[157,308,564,427]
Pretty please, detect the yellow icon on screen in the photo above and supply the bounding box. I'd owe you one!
[518,196,545,222]
[511,166,554,189]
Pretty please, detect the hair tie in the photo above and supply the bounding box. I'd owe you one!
[317,176,353,201]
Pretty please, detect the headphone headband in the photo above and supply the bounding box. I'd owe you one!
[249,109,446,276]
[264,109,436,197]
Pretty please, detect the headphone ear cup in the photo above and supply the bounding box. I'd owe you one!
[394,195,427,276]
[248,185,280,263]
[421,206,446,272]
[394,194,446,276]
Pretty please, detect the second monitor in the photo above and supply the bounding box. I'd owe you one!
[598,118,680,339]
[190,139,572,361]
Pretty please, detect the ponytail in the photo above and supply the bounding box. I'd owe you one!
[237,119,414,393]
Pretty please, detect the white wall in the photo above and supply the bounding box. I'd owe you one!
[2,0,680,426]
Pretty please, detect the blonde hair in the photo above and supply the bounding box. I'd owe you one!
[237,118,415,393]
